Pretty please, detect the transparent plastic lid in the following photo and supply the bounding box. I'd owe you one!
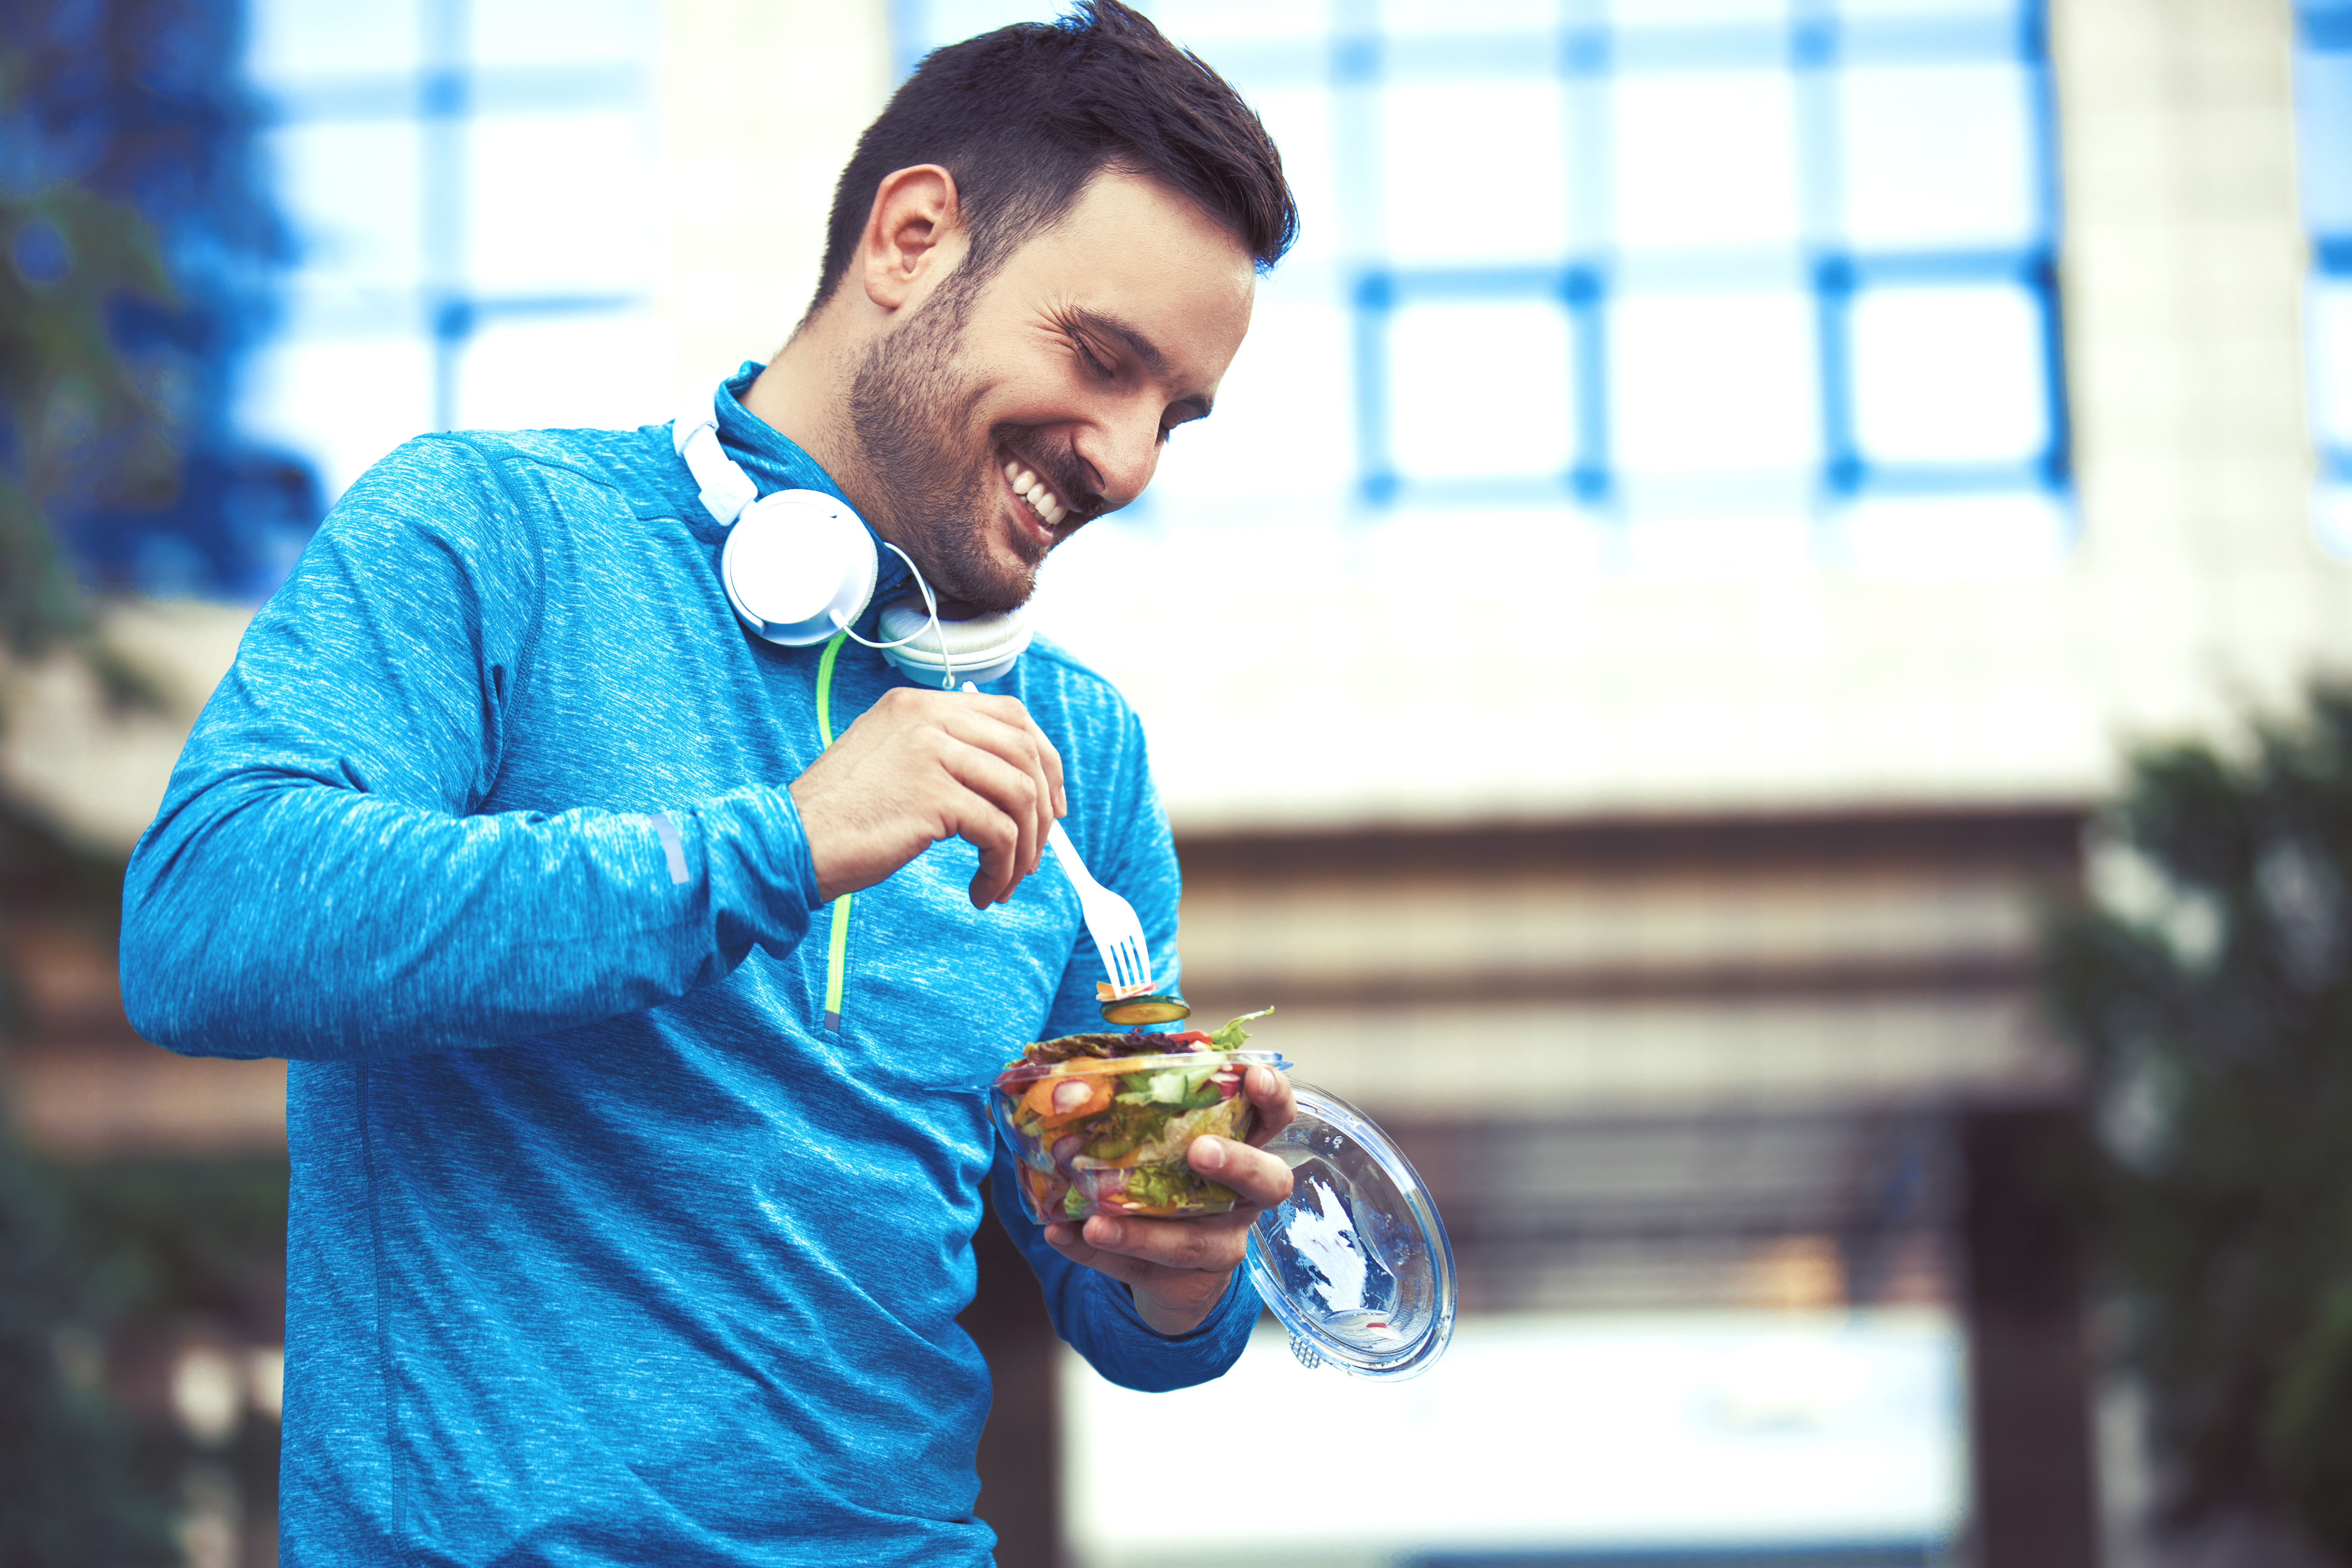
[1245,1082,1457,1381]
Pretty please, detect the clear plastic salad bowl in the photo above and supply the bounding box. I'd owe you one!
[986,1048,1291,1223]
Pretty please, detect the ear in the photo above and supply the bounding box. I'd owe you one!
[859,164,967,313]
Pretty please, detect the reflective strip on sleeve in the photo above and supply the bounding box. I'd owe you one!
[648,812,688,885]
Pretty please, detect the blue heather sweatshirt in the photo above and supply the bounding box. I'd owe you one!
[118,367,1258,1566]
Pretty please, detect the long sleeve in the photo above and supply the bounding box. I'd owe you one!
[119,435,824,1061]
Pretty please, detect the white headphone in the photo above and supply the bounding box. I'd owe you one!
[673,392,1034,686]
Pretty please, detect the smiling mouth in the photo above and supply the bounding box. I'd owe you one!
[1002,458,1071,528]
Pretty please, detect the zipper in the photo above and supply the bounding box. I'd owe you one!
[814,630,852,1033]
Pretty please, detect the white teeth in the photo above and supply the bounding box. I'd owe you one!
[1004,459,1066,527]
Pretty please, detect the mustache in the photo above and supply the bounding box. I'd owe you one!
[995,425,1108,524]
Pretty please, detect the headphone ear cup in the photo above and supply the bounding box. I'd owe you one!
[877,597,1035,686]
[721,492,879,646]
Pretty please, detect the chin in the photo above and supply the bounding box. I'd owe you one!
[929,547,1039,617]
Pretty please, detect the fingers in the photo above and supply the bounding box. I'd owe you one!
[790,688,1066,903]
[1044,1113,1298,1337]
[931,737,1043,905]
[1190,1135,1294,1210]
[1080,1209,1249,1271]
[1051,1142,1290,1280]
[1048,1196,1261,1338]
[1240,1064,1296,1147]
[925,695,1061,902]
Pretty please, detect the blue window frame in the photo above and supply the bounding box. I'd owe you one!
[897,0,2067,574]
[2299,0,2352,556]
[241,0,664,500]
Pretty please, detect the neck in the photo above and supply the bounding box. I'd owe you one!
[742,306,869,524]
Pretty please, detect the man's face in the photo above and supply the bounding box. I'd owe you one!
[846,169,1256,613]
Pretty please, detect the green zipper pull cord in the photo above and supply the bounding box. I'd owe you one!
[814,630,852,1033]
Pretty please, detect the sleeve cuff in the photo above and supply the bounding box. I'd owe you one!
[691,786,825,956]
[1109,1270,1257,1343]
[1075,1264,1262,1391]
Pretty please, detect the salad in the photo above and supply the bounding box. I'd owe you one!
[991,1009,1277,1223]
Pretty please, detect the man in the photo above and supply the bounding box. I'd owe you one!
[118,5,1299,1562]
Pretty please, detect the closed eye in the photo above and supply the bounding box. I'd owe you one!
[1056,316,1118,382]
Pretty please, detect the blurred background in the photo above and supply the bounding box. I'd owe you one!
[3,0,2351,1563]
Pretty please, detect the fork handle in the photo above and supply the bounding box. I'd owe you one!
[1046,820,1101,893]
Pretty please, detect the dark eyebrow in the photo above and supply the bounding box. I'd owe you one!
[1069,307,1215,422]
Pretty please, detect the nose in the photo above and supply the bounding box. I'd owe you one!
[1072,405,1162,511]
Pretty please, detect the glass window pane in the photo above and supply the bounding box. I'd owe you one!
[266,121,424,289]
[467,112,660,295]
[247,0,421,85]
[1838,0,2021,19]
[2310,280,2352,451]
[1848,283,2049,465]
[1837,64,2041,250]
[902,1,1056,53]
[454,309,675,431]
[470,0,656,68]
[1610,0,1789,26]
[1149,294,1354,509]
[1253,86,1339,270]
[1611,71,1801,251]
[1150,0,1329,49]
[1382,0,1555,33]
[1386,299,1576,482]
[1381,80,1571,266]
[238,336,436,502]
[1610,289,1819,474]
[2297,51,2352,238]
[2318,483,2352,560]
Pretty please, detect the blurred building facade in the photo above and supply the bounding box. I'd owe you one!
[5,0,2351,1564]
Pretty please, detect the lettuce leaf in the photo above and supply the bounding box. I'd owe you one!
[1207,1007,1274,1053]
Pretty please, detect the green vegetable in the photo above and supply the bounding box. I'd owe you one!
[1206,1007,1273,1053]
[1099,994,1192,1025]
[1071,1100,1166,1161]
[1122,1162,1239,1212]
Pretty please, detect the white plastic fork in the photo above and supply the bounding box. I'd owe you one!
[1046,820,1156,996]
[957,682,1155,995]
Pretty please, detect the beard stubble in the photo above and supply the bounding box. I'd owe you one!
[845,281,1055,615]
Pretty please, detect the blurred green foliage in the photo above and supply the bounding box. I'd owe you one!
[2044,681,2352,1560]
[2,0,318,602]
[0,183,175,663]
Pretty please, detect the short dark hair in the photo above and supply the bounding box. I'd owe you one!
[809,0,1297,318]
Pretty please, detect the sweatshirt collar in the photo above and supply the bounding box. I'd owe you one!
[710,361,915,603]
